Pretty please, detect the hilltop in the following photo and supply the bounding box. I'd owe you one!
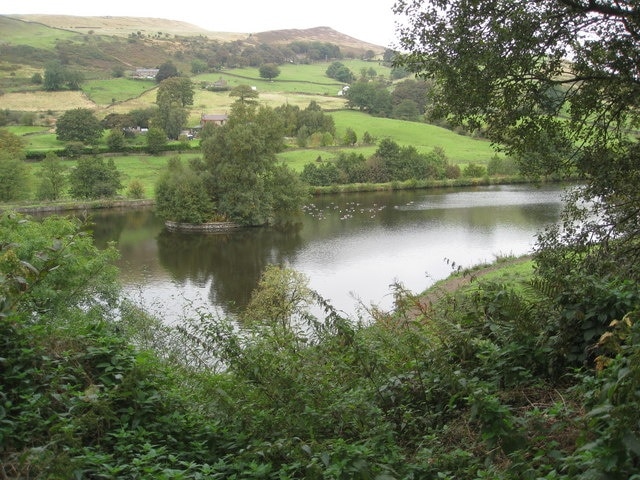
[5,14,384,54]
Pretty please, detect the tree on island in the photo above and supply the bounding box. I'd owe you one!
[200,101,306,226]
[395,0,640,282]
[155,98,307,227]
[155,156,213,224]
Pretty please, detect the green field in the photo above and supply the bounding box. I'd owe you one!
[0,16,79,50]
[331,111,498,163]
[83,78,157,105]
[2,19,500,202]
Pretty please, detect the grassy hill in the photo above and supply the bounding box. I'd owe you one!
[1,13,501,203]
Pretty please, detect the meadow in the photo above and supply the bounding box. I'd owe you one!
[4,49,500,204]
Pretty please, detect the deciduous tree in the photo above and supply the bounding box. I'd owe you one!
[259,63,281,81]
[229,84,259,104]
[155,156,213,223]
[395,0,640,280]
[155,61,179,82]
[201,102,305,225]
[154,77,194,140]
[43,60,65,91]
[0,129,29,202]
[56,108,103,144]
[36,152,68,201]
[68,157,122,199]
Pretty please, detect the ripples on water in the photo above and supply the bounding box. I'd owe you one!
[88,184,567,323]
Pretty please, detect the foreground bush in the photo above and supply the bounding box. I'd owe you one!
[2,213,639,478]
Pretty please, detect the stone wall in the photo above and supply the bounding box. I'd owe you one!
[164,220,241,232]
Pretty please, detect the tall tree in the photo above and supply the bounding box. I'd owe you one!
[36,152,68,201]
[395,0,640,280]
[201,102,304,225]
[43,60,66,91]
[0,129,29,202]
[155,156,213,224]
[154,77,194,139]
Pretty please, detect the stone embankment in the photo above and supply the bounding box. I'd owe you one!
[164,220,241,232]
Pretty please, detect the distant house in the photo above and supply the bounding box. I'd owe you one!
[203,78,230,92]
[200,114,228,127]
[132,68,159,79]
[212,78,228,89]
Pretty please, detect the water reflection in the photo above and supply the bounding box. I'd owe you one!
[82,184,566,321]
[156,224,305,313]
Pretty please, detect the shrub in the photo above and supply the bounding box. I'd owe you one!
[68,157,122,199]
[127,179,145,199]
[106,128,126,151]
[463,163,487,177]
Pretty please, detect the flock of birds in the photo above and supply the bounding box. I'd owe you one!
[301,201,395,221]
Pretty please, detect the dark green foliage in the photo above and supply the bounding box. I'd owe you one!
[301,160,342,186]
[300,142,458,187]
[154,77,194,140]
[392,78,431,117]
[3,212,640,478]
[396,0,640,284]
[463,163,487,178]
[106,128,126,151]
[565,314,640,478]
[259,63,281,80]
[325,61,355,83]
[43,60,65,91]
[154,156,213,223]
[145,127,167,154]
[346,80,393,116]
[487,155,520,176]
[0,129,29,202]
[228,84,259,104]
[68,156,122,199]
[154,60,178,82]
[342,126,357,146]
[128,107,157,129]
[56,108,104,144]
[202,102,305,225]
[0,151,30,202]
[36,152,67,201]
[289,41,342,61]
[101,112,135,131]
[533,274,640,373]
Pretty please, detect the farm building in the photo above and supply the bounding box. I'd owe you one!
[200,114,228,126]
[132,68,159,79]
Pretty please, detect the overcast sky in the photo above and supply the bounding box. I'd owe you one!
[4,0,401,47]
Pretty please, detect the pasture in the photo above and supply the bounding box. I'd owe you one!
[0,15,79,50]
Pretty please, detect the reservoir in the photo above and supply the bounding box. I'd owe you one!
[87,183,567,322]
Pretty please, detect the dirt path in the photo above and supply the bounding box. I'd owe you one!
[418,255,533,307]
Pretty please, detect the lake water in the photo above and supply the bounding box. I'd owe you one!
[86,184,567,322]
